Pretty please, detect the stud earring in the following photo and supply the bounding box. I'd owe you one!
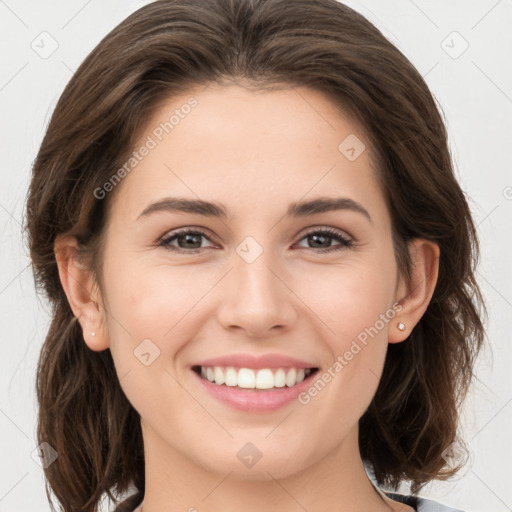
[91,332,96,337]
[397,322,406,331]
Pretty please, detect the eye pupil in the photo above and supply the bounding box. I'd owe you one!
[180,233,202,248]
[309,233,330,248]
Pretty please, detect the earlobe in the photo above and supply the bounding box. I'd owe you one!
[389,238,440,344]
[54,235,109,351]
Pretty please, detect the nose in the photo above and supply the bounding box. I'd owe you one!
[216,246,298,338]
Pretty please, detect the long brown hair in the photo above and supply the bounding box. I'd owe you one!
[24,0,486,510]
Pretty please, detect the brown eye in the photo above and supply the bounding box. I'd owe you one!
[296,228,353,253]
[157,227,354,254]
[159,229,214,252]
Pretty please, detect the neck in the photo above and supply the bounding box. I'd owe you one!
[135,423,407,512]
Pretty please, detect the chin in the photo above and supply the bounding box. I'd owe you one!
[194,443,315,481]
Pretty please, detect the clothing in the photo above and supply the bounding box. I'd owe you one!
[115,483,466,511]
[383,490,465,511]
[114,490,465,512]
[366,460,465,511]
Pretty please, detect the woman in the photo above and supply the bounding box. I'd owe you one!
[25,0,485,511]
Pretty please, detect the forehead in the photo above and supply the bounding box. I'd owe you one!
[108,83,388,228]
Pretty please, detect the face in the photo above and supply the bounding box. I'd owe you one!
[98,83,402,480]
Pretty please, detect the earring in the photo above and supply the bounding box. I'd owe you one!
[91,332,96,337]
[397,322,406,331]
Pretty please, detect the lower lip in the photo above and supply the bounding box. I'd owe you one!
[192,369,317,412]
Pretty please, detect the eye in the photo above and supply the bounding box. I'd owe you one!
[158,228,215,253]
[295,228,354,253]
[158,227,354,254]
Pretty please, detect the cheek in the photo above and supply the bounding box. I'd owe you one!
[101,256,207,415]
[295,272,394,445]
[297,252,397,404]
[304,256,397,347]
[102,252,215,363]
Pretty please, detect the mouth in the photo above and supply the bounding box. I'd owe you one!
[192,365,320,391]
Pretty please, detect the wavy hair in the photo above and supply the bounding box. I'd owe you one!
[24,0,486,510]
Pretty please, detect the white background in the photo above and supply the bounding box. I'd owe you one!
[1,1,511,511]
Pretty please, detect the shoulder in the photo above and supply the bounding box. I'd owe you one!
[384,490,466,512]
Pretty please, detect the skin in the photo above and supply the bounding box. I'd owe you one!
[55,83,439,512]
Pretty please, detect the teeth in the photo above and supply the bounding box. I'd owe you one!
[274,368,286,388]
[213,366,225,385]
[255,369,274,389]
[285,368,296,387]
[225,367,238,386]
[198,366,313,389]
[238,368,255,388]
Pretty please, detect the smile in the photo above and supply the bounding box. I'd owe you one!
[193,365,319,390]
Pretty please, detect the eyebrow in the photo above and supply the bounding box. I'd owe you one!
[137,196,372,223]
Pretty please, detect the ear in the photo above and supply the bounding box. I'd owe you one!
[54,234,109,351]
[389,238,440,343]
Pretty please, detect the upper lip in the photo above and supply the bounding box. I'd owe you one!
[193,353,319,370]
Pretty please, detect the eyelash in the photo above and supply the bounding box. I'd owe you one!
[157,227,354,254]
